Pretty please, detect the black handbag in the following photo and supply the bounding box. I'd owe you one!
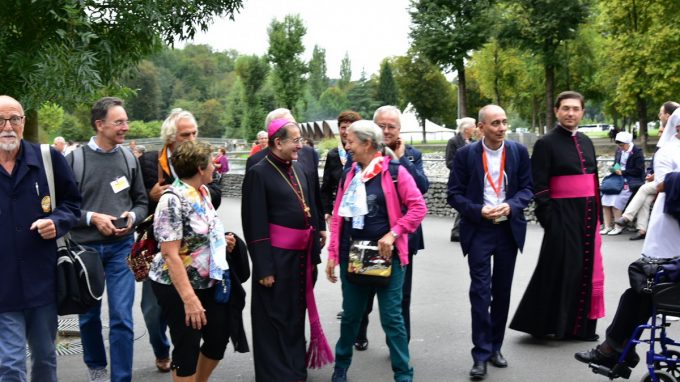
[40,144,105,315]
[601,174,624,195]
[628,257,680,294]
[56,238,105,315]
[346,240,392,287]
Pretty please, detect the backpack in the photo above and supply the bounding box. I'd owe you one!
[70,145,137,191]
[40,144,105,315]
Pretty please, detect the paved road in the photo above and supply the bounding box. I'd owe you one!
[56,197,671,381]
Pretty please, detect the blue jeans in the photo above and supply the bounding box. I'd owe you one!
[79,237,135,382]
[141,279,170,359]
[0,303,58,382]
[335,256,413,381]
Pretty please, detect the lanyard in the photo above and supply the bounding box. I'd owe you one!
[482,147,506,198]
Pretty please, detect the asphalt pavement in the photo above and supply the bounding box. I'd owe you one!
[56,197,671,381]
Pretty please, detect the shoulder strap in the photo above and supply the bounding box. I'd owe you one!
[388,160,400,204]
[72,146,85,191]
[40,144,56,211]
[120,147,137,184]
[40,144,68,246]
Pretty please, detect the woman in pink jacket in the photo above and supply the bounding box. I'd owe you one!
[325,120,427,382]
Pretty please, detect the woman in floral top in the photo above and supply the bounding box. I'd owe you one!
[149,141,236,381]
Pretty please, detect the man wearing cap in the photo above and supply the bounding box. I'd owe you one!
[242,117,331,381]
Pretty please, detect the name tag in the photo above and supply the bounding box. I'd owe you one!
[110,176,130,194]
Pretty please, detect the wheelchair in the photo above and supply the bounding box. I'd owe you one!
[588,272,680,382]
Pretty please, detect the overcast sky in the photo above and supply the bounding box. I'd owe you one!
[180,0,413,80]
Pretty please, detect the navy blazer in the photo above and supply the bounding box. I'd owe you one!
[0,141,81,312]
[614,146,645,190]
[447,140,533,255]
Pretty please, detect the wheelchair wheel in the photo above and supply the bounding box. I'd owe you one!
[640,370,678,382]
[655,350,680,379]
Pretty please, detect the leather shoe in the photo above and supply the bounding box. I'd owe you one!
[574,346,618,368]
[614,217,629,227]
[489,351,508,368]
[155,357,171,373]
[331,367,347,382]
[629,232,646,241]
[470,361,487,380]
[354,338,368,351]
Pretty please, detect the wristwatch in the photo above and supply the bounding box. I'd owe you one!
[390,230,399,239]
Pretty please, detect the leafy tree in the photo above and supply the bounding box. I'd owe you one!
[498,0,591,133]
[319,87,350,118]
[60,112,91,142]
[224,78,246,138]
[347,71,380,119]
[235,55,270,139]
[38,103,66,140]
[393,54,454,142]
[125,60,162,121]
[410,0,495,118]
[198,99,226,137]
[596,0,680,144]
[338,53,352,90]
[376,60,399,106]
[267,15,307,112]
[0,0,243,142]
[308,45,329,100]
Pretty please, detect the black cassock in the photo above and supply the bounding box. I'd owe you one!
[241,152,323,382]
[510,125,603,339]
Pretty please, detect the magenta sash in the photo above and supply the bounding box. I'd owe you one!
[548,174,605,320]
[269,224,334,368]
[549,174,597,198]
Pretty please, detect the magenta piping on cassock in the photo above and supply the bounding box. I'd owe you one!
[269,223,334,368]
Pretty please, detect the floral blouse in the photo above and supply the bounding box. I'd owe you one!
[149,179,219,289]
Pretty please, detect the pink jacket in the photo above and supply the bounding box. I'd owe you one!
[328,156,428,265]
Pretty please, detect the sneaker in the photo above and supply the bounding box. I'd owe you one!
[608,226,624,235]
[600,226,613,235]
[88,368,110,382]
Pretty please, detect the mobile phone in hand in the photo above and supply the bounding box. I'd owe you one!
[113,217,128,229]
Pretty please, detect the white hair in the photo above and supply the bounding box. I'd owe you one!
[456,118,476,131]
[348,120,397,160]
[265,108,295,128]
[256,131,268,139]
[160,108,198,144]
[373,105,402,127]
[53,136,66,144]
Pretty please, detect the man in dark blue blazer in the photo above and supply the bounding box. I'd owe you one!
[448,105,533,380]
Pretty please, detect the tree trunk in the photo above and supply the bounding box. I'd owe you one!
[636,94,648,148]
[544,64,555,135]
[24,109,40,143]
[421,117,427,144]
[457,60,467,118]
[493,47,501,105]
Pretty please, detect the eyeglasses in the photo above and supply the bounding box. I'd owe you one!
[378,123,399,130]
[98,119,129,127]
[0,116,24,128]
[284,137,304,145]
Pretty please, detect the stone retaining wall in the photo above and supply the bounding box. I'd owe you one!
[219,173,538,221]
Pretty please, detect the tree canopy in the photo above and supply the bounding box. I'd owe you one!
[1,0,243,142]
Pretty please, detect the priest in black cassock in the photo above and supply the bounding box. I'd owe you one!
[242,118,333,381]
[510,91,605,341]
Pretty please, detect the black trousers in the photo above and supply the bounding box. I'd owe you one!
[605,287,653,353]
[357,252,414,342]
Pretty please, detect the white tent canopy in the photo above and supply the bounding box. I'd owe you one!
[400,104,455,142]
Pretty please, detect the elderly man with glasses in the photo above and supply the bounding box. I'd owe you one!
[0,95,81,382]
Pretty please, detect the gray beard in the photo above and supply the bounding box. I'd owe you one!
[0,141,18,152]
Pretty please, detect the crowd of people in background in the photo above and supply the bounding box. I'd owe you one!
[1,89,679,382]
